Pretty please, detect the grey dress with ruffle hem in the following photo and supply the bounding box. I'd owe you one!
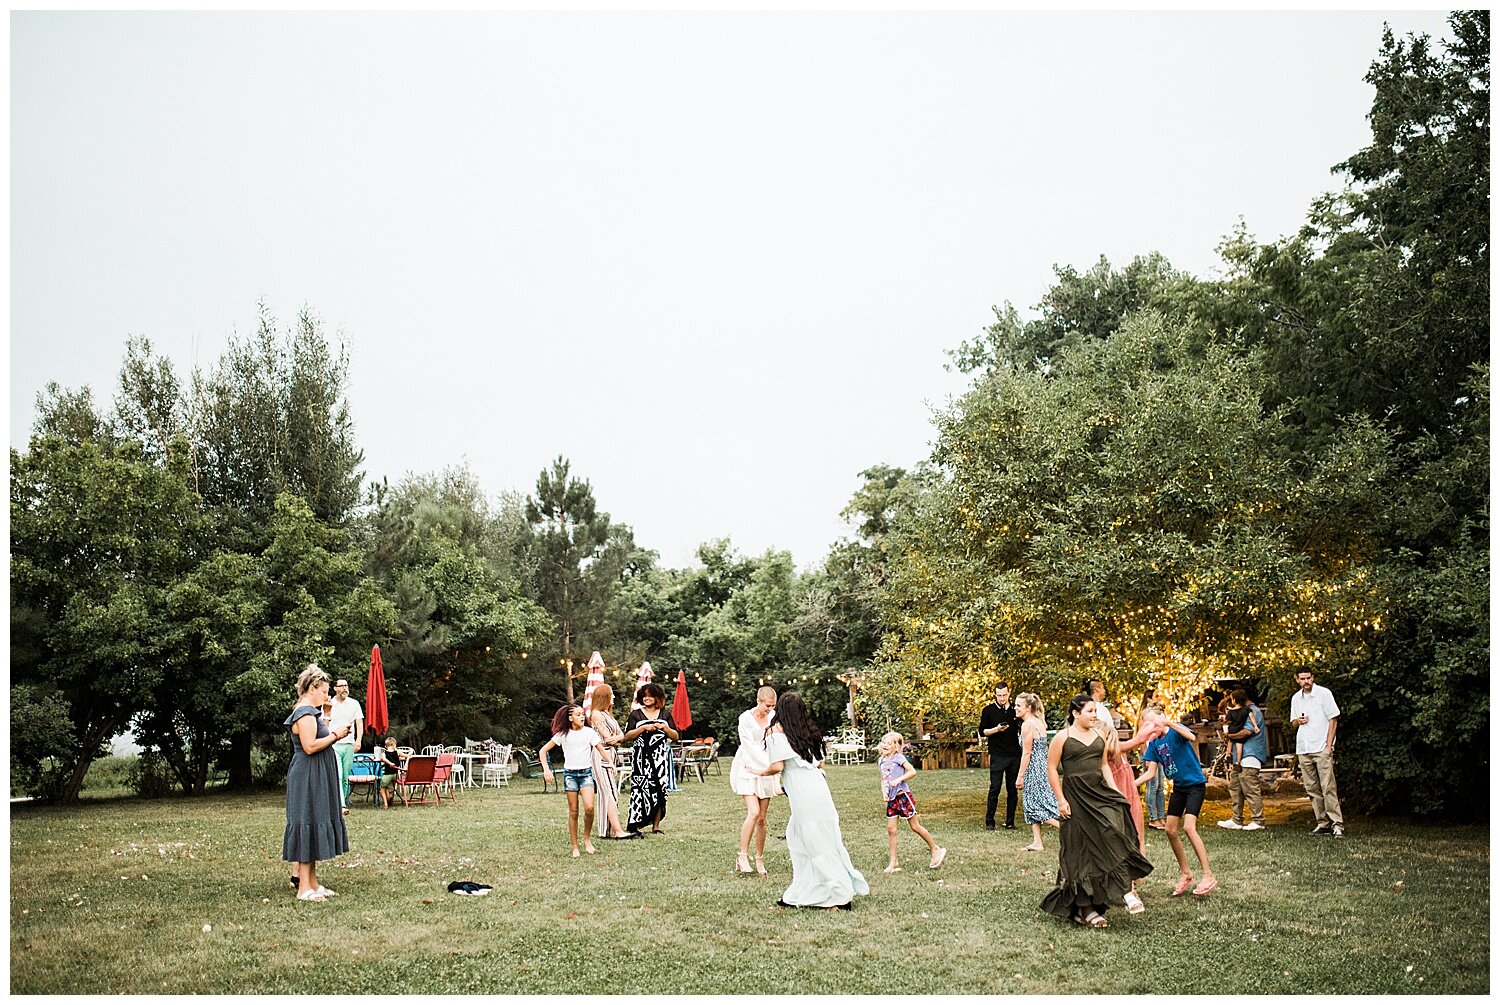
[282,705,350,863]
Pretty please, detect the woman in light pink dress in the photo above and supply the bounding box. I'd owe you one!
[1097,715,1154,855]
[587,686,639,840]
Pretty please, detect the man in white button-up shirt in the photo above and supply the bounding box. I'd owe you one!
[1290,670,1343,837]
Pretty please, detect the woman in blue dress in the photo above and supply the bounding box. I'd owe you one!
[283,664,351,902]
[1014,692,1061,852]
[756,693,868,910]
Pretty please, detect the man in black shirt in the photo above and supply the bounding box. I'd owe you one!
[979,683,1022,829]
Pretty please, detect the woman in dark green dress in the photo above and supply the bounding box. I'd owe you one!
[1039,693,1153,927]
[283,664,351,902]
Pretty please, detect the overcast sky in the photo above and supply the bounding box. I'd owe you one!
[10,10,1457,569]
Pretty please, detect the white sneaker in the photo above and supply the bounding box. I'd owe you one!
[1217,820,1243,830]
[1243,821,1264,831]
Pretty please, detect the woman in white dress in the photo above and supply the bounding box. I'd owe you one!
[756,692,869,910]
[730,686,782,875]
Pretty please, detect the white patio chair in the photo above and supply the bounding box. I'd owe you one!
[482,743,514,787]
[827,729,864,765]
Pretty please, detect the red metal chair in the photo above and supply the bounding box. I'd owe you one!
[433,752,458,803]
[395,755,439,807]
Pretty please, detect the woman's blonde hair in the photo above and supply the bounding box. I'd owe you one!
[876,731,904,758]
[589,684,615,713]
[1016,692,1044,717]
[294,664,330,704]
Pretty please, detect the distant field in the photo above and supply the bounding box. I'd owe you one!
[10,764,1488,994]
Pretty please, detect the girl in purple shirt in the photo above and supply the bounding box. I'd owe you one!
[876,732,946,873]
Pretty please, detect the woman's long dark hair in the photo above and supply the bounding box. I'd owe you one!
[1065,693,1094,726]
[772,693,824,765]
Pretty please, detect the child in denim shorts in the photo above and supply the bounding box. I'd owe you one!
[539,705,610,858]
[877,732,946,873]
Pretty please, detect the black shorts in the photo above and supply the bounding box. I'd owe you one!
[1167,782,1206,819]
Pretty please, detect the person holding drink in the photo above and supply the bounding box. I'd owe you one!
[623,683,679,834]
[283,664,352,902]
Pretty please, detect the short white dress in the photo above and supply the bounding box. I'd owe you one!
[729,708,784,799]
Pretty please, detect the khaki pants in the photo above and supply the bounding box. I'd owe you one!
[1228,763,1263,825]
[1299,749,1343,826]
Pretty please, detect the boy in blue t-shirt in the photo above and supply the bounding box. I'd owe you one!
[1138,711,1218,898]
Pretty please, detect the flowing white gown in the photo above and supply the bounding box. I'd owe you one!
[766,731,868,908]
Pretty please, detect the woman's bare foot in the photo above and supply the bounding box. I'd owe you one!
[571,848,581,858]
[584,842,596,855]
[883,863,902,874]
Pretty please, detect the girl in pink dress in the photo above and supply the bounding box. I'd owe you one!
[1098,714,1159,855]
[1098,709,1165,915]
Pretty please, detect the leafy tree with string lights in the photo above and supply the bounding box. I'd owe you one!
[865,312,1392,737]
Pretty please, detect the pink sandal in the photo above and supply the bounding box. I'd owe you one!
[1171,875,1194,897]
[1192,877,1218,897]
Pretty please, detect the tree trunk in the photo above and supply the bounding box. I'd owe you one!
[57,720,113,804]
[160,741,193,793]
[562,578,575,703]
[226,729,254,788]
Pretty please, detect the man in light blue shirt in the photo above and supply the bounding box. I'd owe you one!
[1219,689,1268,831]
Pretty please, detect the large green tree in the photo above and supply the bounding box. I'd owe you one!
[13,308,388,796]
[866,13,1488,815]
[1185,13,1488,813]
[135,493,395,794]
[190,305,364,537]
[10,435,201,801]
[358,467,551,746]
[517,457,652,707]
[868,314,1391,736]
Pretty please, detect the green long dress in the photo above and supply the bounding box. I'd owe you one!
[1039,734,1152,921]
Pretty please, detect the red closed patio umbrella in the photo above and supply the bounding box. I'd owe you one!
[365,645,389,738]
[671,669,692,731]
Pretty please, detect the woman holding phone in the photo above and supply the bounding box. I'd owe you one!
[283,664,352,902]
[622,683,679,834]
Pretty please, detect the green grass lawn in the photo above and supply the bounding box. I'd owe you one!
[9,764,1488,994]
